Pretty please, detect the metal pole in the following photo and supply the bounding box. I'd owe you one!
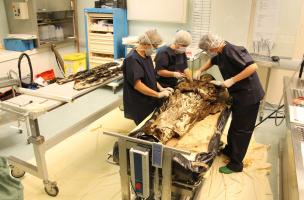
[118,138,130,200]
[258,67,271,121]
[154,168,161,200]
[161,150,172,200]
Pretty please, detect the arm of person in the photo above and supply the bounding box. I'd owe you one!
[197,59,213,73]
[134,80,159,98]
[157,69,175,77]
[156,82,163,91]
[157,82,174,92]
[232,63,258,83]
[193,59,213,80]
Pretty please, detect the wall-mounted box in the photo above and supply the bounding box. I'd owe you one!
[12,2,29,19]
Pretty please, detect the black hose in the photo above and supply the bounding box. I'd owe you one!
[255,104,284,128]
[18,53,34,87]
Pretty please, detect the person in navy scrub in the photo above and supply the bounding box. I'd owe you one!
[194,34,264,174]
[155,30,193,88]
[123,29,174,125]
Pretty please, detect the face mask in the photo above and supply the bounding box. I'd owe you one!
[207,52,217,57]
[176,47,187,54]
[207,49,217,57]
[145,48,154,56]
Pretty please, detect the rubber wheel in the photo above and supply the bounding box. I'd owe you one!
[10,167,25,178]
[119,104,124,111]
[44,185,59,197]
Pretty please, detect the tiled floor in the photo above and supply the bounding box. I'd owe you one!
[0,101,285,199]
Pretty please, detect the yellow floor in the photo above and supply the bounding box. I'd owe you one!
[21,108,272,200]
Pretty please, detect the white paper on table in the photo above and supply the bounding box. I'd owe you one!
[289,105,304,125]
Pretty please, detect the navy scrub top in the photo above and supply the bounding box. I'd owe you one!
[155,46,188,88]
[211,42,265,106]
[122,49,160,124]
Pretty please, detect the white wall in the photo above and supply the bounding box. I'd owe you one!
[77,0,192,47]
[267,0,303,58]
[187,0,303,105]
[210,0,303,58]
[128,21,189,44]
[210,0,252,47]
[127,0,192,44]
[77,0,94,47]
[0,45,76,78]
[0,0,301,104]
[251,0,303,104]
[0,0,9,48]
[0,0,76,80]
[75,0,304,104]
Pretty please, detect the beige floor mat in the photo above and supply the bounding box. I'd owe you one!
[196,120,273,200]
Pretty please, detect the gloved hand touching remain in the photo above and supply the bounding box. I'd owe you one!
[159,86,174,93]
[222,78,235,88]
[209,80,222,86]
[193,70,201,80]
[210,78,235,88]
[157,90,172,98]
[164,87,174,93]
[173,72,186,79]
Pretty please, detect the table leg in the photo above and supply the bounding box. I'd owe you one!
[259,67,271,121]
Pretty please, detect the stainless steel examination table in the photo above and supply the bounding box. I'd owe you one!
[0,77,122,196]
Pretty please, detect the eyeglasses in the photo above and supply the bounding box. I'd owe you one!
[176,29,191,33]
[151,43,159,48]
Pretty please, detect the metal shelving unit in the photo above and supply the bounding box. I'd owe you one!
[4,0,79,51]
[37,18,73,26]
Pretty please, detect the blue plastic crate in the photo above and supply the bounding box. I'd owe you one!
[4,39,35,52]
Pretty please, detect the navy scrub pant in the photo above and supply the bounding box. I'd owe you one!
[222,102,260,172]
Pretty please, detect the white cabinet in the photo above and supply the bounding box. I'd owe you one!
[36,0,71,12]
[127,0,188,23]
[35,0,47,12]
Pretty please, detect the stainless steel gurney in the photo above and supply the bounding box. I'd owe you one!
[104,107,231,200]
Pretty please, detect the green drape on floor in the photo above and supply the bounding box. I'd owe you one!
[0,157,23,200]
